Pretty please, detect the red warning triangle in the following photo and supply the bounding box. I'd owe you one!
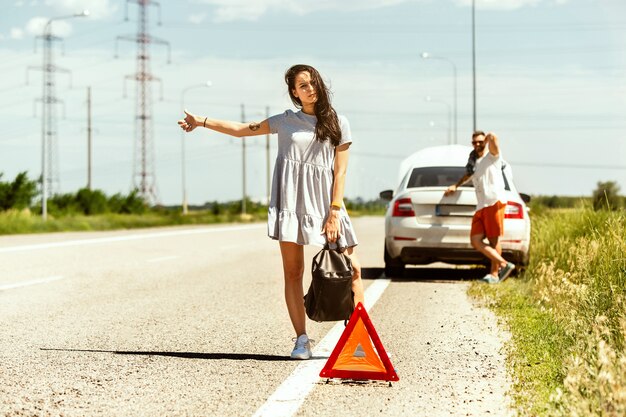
[320,302,399,382]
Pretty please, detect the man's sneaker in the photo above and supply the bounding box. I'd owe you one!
[498,262,515,282]
[290,334,312,360]
[480,274,499,284]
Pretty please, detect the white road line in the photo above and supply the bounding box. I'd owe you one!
[146,256,180,263]
[0,275,64,291]
[252,278,392,417]
[0,224,266,254]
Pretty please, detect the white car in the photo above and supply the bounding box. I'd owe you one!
[380,145,531,277]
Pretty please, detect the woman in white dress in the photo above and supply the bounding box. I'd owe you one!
[178,64,364,360]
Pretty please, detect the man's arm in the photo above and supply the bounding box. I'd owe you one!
[486,132,500,157]
[444,173,472,196]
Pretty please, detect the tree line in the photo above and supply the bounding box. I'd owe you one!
[0,172,146,215]
[0,172,623,215]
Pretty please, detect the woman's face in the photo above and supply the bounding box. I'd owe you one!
[292,71,317,107]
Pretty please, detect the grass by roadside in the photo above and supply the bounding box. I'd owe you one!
[470,207,626,417]
[0,207,385,235]
[0,209,267,235]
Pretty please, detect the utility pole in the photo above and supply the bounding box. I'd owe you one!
[116,0,170,204]
[27,11,89,220]
[265,105,270,205]
[241,103,247,216]
[87,86,92,189]
[180,81,212,215]
[472,0,477,131]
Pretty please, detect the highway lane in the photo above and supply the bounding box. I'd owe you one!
[0,217,512,416]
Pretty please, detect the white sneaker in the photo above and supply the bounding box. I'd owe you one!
[480,273,499,284]
[290,334,312,360]
[498,262,516,282]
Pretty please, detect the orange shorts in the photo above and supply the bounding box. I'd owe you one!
[471,201,506,238]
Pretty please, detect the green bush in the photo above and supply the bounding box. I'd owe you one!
[47,187,147,215]
[117,189,147,214]
[0,172,38,210]
[345,197,386,215]
[529,195,590,211]
[592,181,622,211]
[76,188,108,215]
[48,192,81,214]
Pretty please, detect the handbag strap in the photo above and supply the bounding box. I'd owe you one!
[324,242,347,253]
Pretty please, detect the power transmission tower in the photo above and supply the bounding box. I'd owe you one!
[115,0,170,204]
[27,12,88,220]
[27,25,72,199]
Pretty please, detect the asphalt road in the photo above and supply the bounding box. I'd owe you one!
[0,217,513,417]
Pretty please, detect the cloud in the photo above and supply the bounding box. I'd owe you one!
[44,0,117,20]
[26,17,73,37]
[188,13,208,25]
[195,0,411,22]
[25,17,48,36]
[10,28,24,39]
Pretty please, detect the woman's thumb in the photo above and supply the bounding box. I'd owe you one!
[184,109,191,117]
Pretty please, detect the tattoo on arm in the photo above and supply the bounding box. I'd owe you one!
[249,122,260,132]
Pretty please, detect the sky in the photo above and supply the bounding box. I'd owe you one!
[0,0,625,206]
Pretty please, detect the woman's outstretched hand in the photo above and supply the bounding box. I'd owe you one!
[178,109,199,133]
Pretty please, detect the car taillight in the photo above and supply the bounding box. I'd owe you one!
[504,201,524,219]
[392,198,415,217]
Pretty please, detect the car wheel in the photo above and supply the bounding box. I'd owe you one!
[384,244,405,277]
[522,248,530,267]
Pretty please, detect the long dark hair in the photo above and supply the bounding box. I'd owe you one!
[285,64,342,147]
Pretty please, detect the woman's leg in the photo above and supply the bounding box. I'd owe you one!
[346,247,364,305]
[279,241,306,337]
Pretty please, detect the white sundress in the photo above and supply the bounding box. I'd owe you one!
[266,109,358,248]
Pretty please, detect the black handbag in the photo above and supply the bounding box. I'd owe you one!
[304,246,355,322]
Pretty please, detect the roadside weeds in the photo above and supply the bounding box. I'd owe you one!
[470,208,626,417]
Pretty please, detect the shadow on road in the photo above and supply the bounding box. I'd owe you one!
[40,348,291,361]
[361,267,385,279]
[362,266,488,283]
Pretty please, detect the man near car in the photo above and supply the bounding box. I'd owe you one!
[444,131,515,283]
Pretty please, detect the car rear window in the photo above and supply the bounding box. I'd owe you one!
[407,166,511,190]
[408,167,471,188]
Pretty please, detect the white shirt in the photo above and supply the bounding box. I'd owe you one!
[471,151,508,209]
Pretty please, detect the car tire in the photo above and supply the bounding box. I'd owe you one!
[521,247,530,267]
[384,244,405,277]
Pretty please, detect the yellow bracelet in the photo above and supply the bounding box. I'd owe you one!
[331,201,342,209]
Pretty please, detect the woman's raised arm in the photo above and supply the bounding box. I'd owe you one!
[178,109,270,137]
